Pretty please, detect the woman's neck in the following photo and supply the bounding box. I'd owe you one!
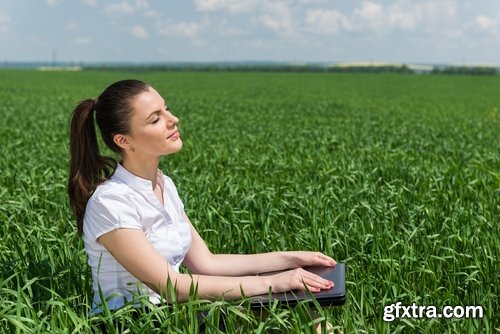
[121,156,161,189]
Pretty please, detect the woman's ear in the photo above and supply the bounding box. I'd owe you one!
[113,134,131,151]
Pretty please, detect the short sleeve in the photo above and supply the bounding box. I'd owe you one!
[83,190,142,242]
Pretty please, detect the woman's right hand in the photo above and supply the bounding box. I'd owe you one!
[265,268,334,293]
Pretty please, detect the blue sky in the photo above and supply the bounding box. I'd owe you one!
[1,0,499,64]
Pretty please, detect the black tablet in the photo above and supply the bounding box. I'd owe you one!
[250,263,346,309]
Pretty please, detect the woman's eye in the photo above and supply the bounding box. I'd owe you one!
[152,118,160,124]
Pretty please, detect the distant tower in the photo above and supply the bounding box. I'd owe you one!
[52,49,57,67]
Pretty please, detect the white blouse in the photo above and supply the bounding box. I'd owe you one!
[83,164,192,312]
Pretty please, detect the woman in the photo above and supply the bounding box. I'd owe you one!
[68,79,336,318]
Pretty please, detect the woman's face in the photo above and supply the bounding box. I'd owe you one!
[126,87,182,158]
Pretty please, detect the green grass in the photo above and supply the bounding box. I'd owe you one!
[0,70,498,333]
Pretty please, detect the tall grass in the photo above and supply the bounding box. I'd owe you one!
[0,70,498,333]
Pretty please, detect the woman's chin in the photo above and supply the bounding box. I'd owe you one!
[165,141,183,155]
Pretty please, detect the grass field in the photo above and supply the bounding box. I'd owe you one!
[0,70,498,333]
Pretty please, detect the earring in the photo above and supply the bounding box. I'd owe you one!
[129,145,135,152]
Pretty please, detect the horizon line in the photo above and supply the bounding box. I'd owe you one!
[2,60,500,67]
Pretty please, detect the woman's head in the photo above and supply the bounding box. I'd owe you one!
[111,83,182,159]
[68,79,165,234]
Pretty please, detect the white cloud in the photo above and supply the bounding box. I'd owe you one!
[0,12,10,24]
[105,1,134,14]
[46,0,62,6]
[157,19,208,38]
[195,0,218,12]
[105,0,149,14]
[65,20,79,31]
[144,10,159,18]
[191,0,463,40]
[305,9,351,35]
[298,0,326,4]
[72,37,91,45]
[195,0,295,35]
[471,15,497,30]
[354,1,384,31]
[81,0,98,5]
[0,11,10,34]
[466,14,500,35]
[305,0,458,34]
[386,0,457,31]
[386,8,418,31]
[195,0,223,11]
[258,1,295,35]
[301,0,460,38]
[135,0,149,9]
[131,25,148,39]
[195,0,258,13]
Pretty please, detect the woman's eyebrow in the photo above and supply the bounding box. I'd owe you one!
[146,110,161,120]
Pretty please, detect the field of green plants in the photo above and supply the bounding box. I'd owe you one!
[0,70,498,333]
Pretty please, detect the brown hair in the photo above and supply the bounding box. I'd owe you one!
[68,79,150,235]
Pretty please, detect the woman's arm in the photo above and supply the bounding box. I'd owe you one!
[183,213,336,276]
[98,228,334,303]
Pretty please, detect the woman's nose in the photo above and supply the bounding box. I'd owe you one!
[167,113,179,127]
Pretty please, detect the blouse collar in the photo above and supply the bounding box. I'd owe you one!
[112,163,165,193]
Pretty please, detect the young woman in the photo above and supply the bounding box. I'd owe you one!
[68,79,336,315]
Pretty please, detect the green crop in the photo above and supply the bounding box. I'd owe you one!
[0,70,498,333]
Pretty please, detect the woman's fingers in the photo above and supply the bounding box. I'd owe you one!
[293,268,333,291]
[271,267,334,293]
[303,274,334,291]
[293,251,336,267]
[314,252,336,267]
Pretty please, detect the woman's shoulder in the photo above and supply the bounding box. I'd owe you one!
[83,179,142,240]
[162,173,175,186]
[84,179,141,225]
[88,179,134,206]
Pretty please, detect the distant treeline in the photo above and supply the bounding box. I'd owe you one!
[431,66,498,76]
[82,64,500,75]
[3,61,499,75]
[83,64,415,73]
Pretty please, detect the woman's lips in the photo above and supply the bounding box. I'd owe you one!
[167,130,179,140]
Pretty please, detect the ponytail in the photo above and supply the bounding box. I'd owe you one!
[67,79,150,235]
[68,99,116,235]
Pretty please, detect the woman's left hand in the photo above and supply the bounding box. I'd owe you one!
[286,251,336,269]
